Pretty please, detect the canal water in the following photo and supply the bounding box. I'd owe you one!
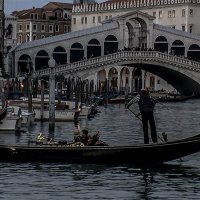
[0,99,200,199]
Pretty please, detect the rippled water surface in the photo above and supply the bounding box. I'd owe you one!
[1,99,200,199]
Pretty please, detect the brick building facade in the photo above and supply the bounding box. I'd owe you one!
[12,2,72,44]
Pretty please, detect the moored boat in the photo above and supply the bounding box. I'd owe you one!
[6,105,35,127]
[0,114,22,132]
[0,134,200,164]
[34,108,78,121]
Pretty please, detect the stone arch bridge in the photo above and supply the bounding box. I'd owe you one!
[34,51,200,96]
[9,11,200,96]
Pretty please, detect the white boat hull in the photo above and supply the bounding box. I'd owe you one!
[0,116,22,132]
[34,109,77,121]
[79,106,92,117]
[21,112,35,127]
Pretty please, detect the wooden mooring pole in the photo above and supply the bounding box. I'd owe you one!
[48,58,56,132]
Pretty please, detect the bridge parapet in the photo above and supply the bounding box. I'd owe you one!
[33,51,200,78]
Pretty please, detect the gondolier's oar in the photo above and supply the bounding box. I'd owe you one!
[128,108,166,143]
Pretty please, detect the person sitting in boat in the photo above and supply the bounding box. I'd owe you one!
[81,129,92,146]
[89,131,100,146]
[74,125,82,143]
[127,88,158,144]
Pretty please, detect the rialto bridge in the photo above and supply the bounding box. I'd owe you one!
[8,11,200,96]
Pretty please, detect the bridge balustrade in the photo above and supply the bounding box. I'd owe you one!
[33,51,200,78]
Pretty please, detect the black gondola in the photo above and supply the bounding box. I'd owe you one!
[156,93,194,102]
[0,134,200,165]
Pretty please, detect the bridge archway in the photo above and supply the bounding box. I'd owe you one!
[121,67,130,93]
[154,36,168,52]
[104,35,118,55]
[53,46,67,65]
[87,39,101,59]
[35,50,49,71]
[18,54,32,73]
[133,68,142,92]
[130,63,197,95]
[70,42,84,63]
[171,40,185,56]
[108,67,118,93]
[98,69,106,94]
[125,17,148,49]
[187,44,200,61]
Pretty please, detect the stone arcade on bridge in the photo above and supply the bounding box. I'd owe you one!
[8,11,200,96]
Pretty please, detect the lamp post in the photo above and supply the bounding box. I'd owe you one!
[48,57,56,132]
[26,58,33,113]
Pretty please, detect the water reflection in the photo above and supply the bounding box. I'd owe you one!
[0,100,200,199]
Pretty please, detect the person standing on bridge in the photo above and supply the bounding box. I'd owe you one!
[127,88,158,144]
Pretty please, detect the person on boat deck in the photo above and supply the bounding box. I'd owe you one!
[127,88,158,144]
[81,129,92,146]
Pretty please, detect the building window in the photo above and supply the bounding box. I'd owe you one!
[55,25,59,32]
[153,12,156,17]
[109,15,112,19]
[189,25,193,33]
[98,16,101,23]
[168,11,171,18]
[182,9,186,17]
[41,35,45,39]
[49,25,53,33]
[64,13,68,18]
[64,25,68,32]
[26,34,30,42]
[33,24,37,31]
[105,16,108,20]
[73,18,76,24]
[19,35,22,43]
[93,16,95,23]
[158,11,162,18]
[172,10,175,18]
[81,17,84,24]
[35,14,38,19]
[19,24,22,32]
[26,24,30,31]
[33,35,37,40]
[41,24,45,32]
[85,17,87,24]
[64,25,70,32]
[189,9,193,16]
[31,14,34,19]
[43,13,46,20]
[182,25,185,31]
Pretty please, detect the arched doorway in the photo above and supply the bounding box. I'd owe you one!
[104,35,118,55]
[133,68,142,92]
[171,40,185,56]
[108,67,118,94]
[70,42,84,63]
[125,18,148,49]
[187,44,200,61]
[154,36,168,52]
[18,54,32,73]
[53,46,67,65]
[87,39,101,59]
[35,50,49,70]
[121,67,130,94]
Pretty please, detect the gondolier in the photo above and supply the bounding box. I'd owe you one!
[127,88,157,144]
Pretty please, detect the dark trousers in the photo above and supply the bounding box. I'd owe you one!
[141,111,157,144]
